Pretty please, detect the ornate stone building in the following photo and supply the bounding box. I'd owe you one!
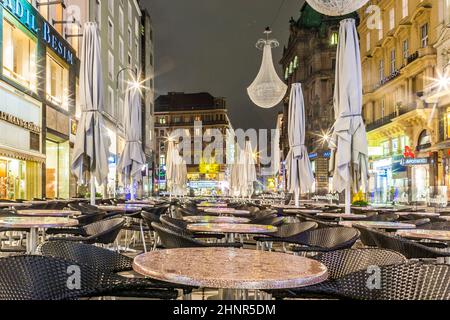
[358,0,440,203]
[279,3,354,194]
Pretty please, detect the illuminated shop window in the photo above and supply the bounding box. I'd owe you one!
[2,16,37,91]
[46,53,69,110]
[330,32,338,45]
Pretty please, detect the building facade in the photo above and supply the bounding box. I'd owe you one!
[154,92,231,196]
[279,3,352,194]
[358,0,440,204]
[0,0,78,200]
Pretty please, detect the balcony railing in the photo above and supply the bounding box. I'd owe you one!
[366,103,418,132]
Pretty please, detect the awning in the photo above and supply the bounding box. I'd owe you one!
[0,145,46,164]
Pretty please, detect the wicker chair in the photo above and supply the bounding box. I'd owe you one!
[152,222,242,249]
[271,248,407,299]
[253,221,318,243]
[326,262,450,300]
[356,226,450,259]
[289,227,360,253]
[38,241,195,296]
[160,215,225,240]
[422,221,450,231]
[0,255,178,300]
[48,218,126,245]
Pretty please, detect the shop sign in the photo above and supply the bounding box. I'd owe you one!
[0,110,40,133]
[1,0,75,65]
[309,151,331,159]
[400,157,429,166]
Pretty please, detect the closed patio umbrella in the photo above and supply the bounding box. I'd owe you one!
[244,140,257,199]
[329,19,369,214]
[286,83,314,207]
[118,85,146,200]
[166,140,186,198]
[72,22,111,205]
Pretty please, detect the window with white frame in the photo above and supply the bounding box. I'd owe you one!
[402,0,408,18]
[119,37,124,65]
[389,8,395,30]
[108,19,114,48]
[108,51,114,80]
[366,32,371,52]
[390,49,396,74]
[119,7,124,34]
[379,59,384,82]
[421,23,428,47]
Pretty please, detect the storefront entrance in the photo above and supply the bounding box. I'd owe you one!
[0,156,40,200]
[45,140,69,199]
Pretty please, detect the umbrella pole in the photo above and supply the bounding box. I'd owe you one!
[345,180,351,215]
[294,188,300,208]
[90,177,96,206]
[130,178,135,201]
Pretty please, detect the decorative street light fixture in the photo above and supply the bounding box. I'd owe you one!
[247,27,287,109]
[305,0,370,16]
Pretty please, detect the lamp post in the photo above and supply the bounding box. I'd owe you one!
[115,67,138,198]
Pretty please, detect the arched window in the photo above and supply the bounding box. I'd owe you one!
[417,130,431,150]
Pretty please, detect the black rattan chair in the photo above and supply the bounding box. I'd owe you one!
[289,227,360,253]
[152,222,242,249]
[324,262,450,300]
[356,226,450,259]
[271,248,407,299]
[253,221,318,243]
[160,215,225,240]
[48,218,126,245]
[0,255,177,300]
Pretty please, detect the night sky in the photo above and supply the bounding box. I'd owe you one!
[141,0,305,130]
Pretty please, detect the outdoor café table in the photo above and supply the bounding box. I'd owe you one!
[198,202,228,208]
[118,203,153,209]
[126,200,156,205]
[395,212,441,218]
[183,216,251,224]
[187,223,277,243]
[16,210,81,217]
[0,203,32,210]
[284,209,324,215]
[203,208,251,216]
[396,229,450,242]
[97,205,142,213]
[133,248,328,300]
[316,213,368,220]
[0,216,78,254]
[339,221,417,230]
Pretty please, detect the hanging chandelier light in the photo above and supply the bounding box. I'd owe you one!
[247,28,287,109]
[305,0,369,16]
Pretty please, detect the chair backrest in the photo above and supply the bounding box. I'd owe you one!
[75,211,105,226]
[255,216,286,227]
[80,203,100,212]
[274,221,318,238]
[159,215,188,233]
[314,248,407,280]
[295,227,360,251]
[82,218,126,244]
[151,222,205,248]
[358,226,450,259]
[422,221,450,231]
[141,210,162,230]
[0,255,103,300]
[368,213,399,222]
[332,263,450,300]
[39,241,132,273]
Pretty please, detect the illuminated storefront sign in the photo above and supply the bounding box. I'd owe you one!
[0,110,40,133]
[400,157,429,166]
[1,0,75,65]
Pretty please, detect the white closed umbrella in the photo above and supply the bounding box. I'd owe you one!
[166,140,187,198]
[286,83,314,207]
[72,22,111,205]
[118,86,146,200]
[244,140,257,199]
[330,19,369,214]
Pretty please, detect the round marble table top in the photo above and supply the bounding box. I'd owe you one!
[0,203,32,208]
[97,205,142,212]
[0,216,78,229]
[133,248,328,290]
[396,229,450,242]
[316,213,368,219]
[183,216,251,224]
[187,223,277,234]
[284,209,324,215]
[203,208,251,215]
[16,210,81,217]
[198,203,228,208]
[271,204,307,210]
[339,221,416,230]
[118,203,153,208]
[395,212,441,218]
[126,200,156,205]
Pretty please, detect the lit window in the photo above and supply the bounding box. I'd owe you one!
[46,54,69,110]
[293,56,299,69]
[330,32,338,45]
[421,23,429,48]
[2,17,37,91]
